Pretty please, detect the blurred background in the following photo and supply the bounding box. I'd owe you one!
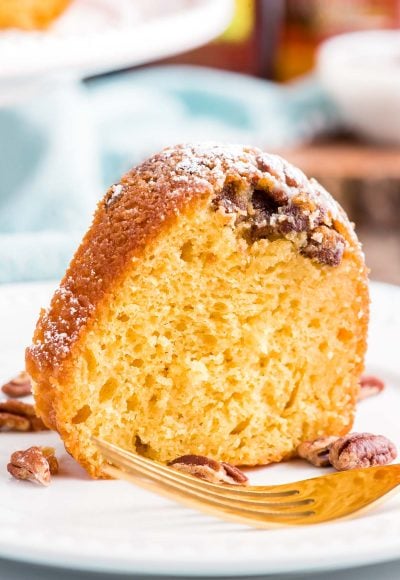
[0,0,399,284]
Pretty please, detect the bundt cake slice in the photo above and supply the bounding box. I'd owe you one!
[26,144,369,478]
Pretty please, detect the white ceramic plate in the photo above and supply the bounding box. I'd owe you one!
[0,0,233,79]
[0,280,399,577]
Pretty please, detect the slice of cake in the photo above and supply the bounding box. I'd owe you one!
[26,144,369,478]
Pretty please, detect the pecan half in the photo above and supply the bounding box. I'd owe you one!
[0,400,48,432]
[7,446,58,486]
[168,454,248,485]
[329,433,397,471]
[1,371,32,398]
[358,375,385,402]
[297,436,339,467]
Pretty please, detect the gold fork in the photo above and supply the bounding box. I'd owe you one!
[93,437,400,527]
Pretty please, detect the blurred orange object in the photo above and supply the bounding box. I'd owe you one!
[161,0,400,80]
[0,0,71,30]
[160,0,285,77]
[276,0,400,80]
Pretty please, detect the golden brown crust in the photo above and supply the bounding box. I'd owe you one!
[26,143,368,436]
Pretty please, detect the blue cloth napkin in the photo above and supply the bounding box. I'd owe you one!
[0,65,338,283]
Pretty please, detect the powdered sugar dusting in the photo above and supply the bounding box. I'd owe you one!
[106,183,124,207]
[29,282,94,368]
[138,144,347,240]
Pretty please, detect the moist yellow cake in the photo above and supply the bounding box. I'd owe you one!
[0,0,71,30]
[26,143,369,478]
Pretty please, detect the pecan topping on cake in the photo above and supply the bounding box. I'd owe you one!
[206,148,347,267]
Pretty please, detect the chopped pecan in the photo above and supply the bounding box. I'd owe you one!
[215,180,249,214]
[278,206,312,234]
[1,371,32,398]
[329,433,397,471]
[358,375,385,401]
[284,166,305,188]
[168,454,248,485]
[302,226,345,267]
[297,436,339,467]
[7,446,58,486]
[0,400,48,432]
[256,153,283,179]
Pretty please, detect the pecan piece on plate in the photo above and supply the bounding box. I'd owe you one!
[168,454,248,485]
[1,371,32,398]
[0,400,48,432]
[297,436,339,467]
[7,446,58,486]
[329,433,397,471]
[357,375,385,402]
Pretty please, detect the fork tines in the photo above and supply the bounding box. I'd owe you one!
[93,437,315,525]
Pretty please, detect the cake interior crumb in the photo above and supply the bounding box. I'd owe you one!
[58,204,364,470]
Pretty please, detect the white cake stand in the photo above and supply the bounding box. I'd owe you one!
[0,0,233,105]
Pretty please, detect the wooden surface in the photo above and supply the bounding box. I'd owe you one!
[278,141,400,179]
[275,139,400,284]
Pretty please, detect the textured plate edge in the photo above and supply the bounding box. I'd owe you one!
[0,279,399,576]
[0,534,399,577]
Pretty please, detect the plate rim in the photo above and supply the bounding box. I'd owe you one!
[0,0,233,80]
[0,279,399,577]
